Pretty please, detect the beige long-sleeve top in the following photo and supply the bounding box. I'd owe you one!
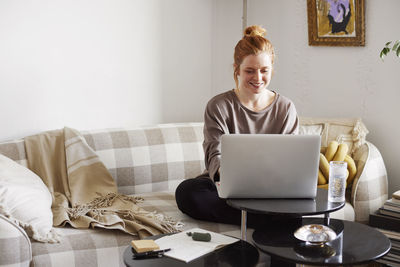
[203,89,299,181]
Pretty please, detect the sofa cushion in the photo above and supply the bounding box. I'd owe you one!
[299,117,369,155]
[298,123,324,136]
[30,191,245,267]
[0,154,59,243]
[31,227,133,267]
[82,123,205,195]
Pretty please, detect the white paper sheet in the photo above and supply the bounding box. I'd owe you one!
[154,228,239,262]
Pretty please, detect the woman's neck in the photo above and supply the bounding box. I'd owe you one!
[234,88,275,112]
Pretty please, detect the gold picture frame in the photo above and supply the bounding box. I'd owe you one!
[307,0,365,46]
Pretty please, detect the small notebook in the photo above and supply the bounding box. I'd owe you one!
[131,239,160,253]
[154,228,238,262]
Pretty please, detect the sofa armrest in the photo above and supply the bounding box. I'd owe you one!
[0,215,32,267]
[351,141,388,223]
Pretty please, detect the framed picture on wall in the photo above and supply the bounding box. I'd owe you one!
[307,0,365,46]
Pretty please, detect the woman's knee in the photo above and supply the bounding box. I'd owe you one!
[175,176,214,197]
[175,177,216,216]
[175,178,192,207]
[175,178,199,212]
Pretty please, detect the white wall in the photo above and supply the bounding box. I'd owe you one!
[0,0,213,140]
[211,0,243,96]
[212,0,400,194]
[1,0,399,194]
[159,1,213,123]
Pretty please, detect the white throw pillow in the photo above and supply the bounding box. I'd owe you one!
[299,117,369,155]
[0,154,59,243]
[299,124,324,136]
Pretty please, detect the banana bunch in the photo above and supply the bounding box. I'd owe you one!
[318,141,357,189]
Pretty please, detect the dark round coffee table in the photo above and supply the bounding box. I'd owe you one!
[253,217,391,266]
[227,188,344,240]
[123,238,259,267]
[226,189,390,265]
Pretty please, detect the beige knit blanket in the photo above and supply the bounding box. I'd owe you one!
[24,127,180,239]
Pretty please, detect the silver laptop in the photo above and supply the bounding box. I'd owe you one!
[218,134,321,199]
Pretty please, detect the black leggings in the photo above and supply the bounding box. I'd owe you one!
[175,175,241,224]
[175,175,286,229]
[175,175,296,267]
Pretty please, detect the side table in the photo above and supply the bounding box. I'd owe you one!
[227,188,344,240]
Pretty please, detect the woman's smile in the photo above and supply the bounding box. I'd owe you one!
[249,81,264,88]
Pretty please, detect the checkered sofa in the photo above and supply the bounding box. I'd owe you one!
[0,122,388,267]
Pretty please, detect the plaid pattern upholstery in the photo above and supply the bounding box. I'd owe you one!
[28,191,249,267]
[81,123,205,195]
[351,142,389,223]
[31,227,132,267]
[0,215,31,267]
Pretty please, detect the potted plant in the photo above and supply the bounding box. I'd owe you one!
[380,40,400,60]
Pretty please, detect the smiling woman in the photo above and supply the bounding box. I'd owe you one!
[174,24,299,228]
[174,24,299,267]
[199,25,299,183]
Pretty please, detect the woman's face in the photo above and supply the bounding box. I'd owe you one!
[237,52,273,95]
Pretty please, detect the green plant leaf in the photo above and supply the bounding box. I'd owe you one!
[380,40,400,60]
[380,48,389,60]
[383,47,390,57]
[392,40,400,51]
[380,48,387,59]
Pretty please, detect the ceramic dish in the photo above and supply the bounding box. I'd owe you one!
[294,224,337,245]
